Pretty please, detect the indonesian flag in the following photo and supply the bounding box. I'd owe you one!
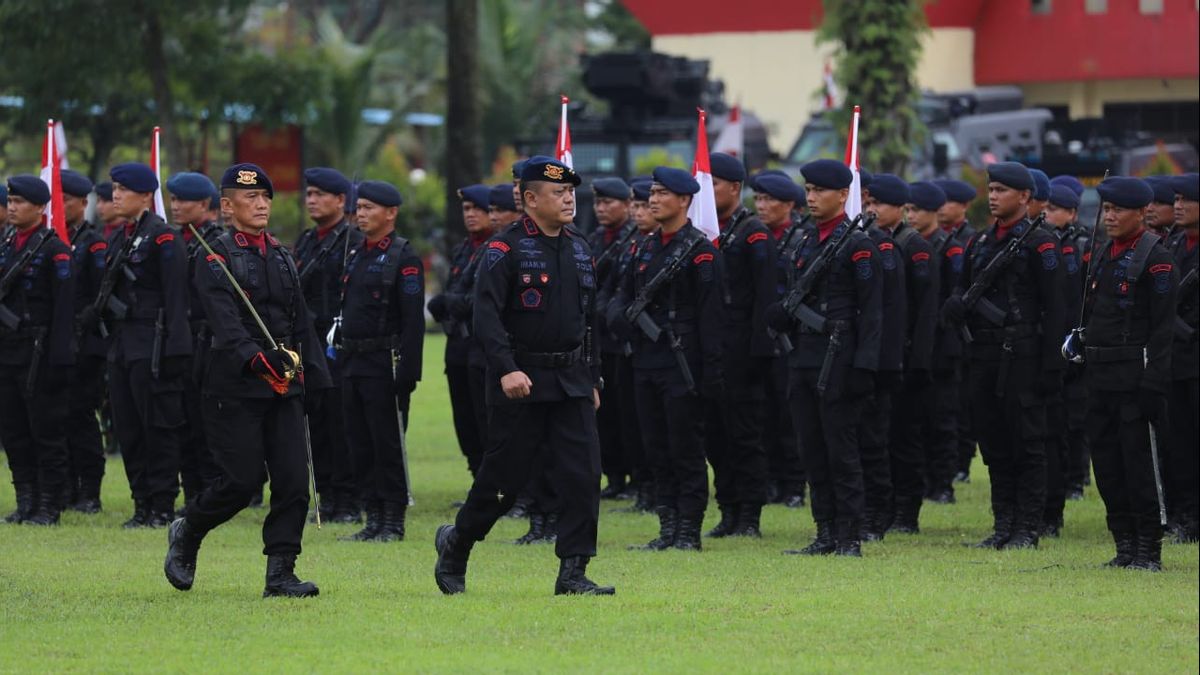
[555,95,573,169]
[151,126,166,219]
[844,105,862,219]
[54,121,70,169]
[712,105,743,158]
[823,60,840,110]
[39,119,69,244]
[687,108,720,241]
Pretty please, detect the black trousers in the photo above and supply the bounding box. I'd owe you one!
[446,363,485,475]
[765,357,804,494]
[923,368,960,494]
[859,390,892,523]
[968,356,1047,532]
[455,397,600,558]
[890,377,928,509]
[66,356,106,497]
[343,376,410,504]
[597,354,628,484]
[957,361,977,473]
[789,367,864,526]
[189,394,309,556]
[1167,377,1199,525]
[0,364,69,500]
[615,354,646,485]
[309,376,355,498]
[1043,394,1068,525]
[1086,392,1162,537]
[704,384,768,508]
[108,358,183,506]
[179,372,219,503]
[634,367,708,519]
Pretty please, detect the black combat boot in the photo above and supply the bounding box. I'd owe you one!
[554,556,616,596]
[1002,520,1040,550]
[145,497,176,528]
[263,554,319,598]
[433,524,472,595]
[861,509,885,542]
[341,500,384,541]
[164,517,205,591]
[927,488,956,504]
[630,507,677,551]
[1040,516,1063,538]
[310,491,334,524]
[974,511,1014,549]
[1172,515,1198,544]
[374,501,407,542]
[24,490,64,526]
[730,503,763,538]
[1104,524,1136,568]
[599,477,627,500]
[514,512,547,545]
[706,504,739,538]
[633,482,655,513]
[784,521,835,555]
[332,490,362,524]
[4,483,37,523]
[835,519,862,557]
[673,515,703,551]
[122,500,151,529]
[542,512,559,543]
[248,490,265,508]
[71,488,102,516]
[1129,525,1164,572]
[888,498,920,535]
[506,495,531,519]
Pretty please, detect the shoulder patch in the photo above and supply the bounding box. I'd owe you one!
[53,252,71,262]
[1151,263,1173,294]
[156,233,175,245]
[878,242,894,251]
[851,249,872,262]
[401,265,420,276]
[1149,263,1173,274]
[206,253,226,264]
[693,252,715,264]
[945,245,963,258]
[89,241,107,254]
[489,240,510,252]
[1041,245,1058,270]
[912,251,930,262]
[746,232,769,244]
[1036,241,1056,254]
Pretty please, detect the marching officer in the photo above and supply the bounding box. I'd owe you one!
[768,159,882,557]
[164,163,331,597]
[1144,177,1177,239]
[0,176,76,524]
[336,180,424,542]
[434,157,614,597]
[294,167,361,523]
[610,167,723,552]
[98,163,192,528]
[1065,176,1177,570]
[1166,172,1198,543]
[942,162,1066,550]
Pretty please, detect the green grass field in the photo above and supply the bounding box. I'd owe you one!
[1,334,1196,673]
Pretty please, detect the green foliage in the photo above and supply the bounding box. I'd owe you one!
[1136,141,1184,177]
[816,0,928,175]
[961,164,993,226]
[633,147,688,176]
[365,138,446,252]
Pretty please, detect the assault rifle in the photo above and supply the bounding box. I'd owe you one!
[959,212,1045,344]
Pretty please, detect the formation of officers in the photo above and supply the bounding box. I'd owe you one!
[1,149,1197,598]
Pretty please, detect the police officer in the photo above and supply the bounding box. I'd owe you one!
[1144,177,1177,239]
[164,163,331,597]
[488,183,522,230]
[434,156,613,597]
[0,184,7,230]
[0,176,76,525]
[335,180,424,542]
[294,167,361,523]
[1065,176,1176,570]
[93,181,125,241]
[59,170,108,514]
[942,162,1066,550]
[1027,169,1051,220]
[1166,172,1198,543]
[98,163,193,528]
[769,159,882,557]
[704,159,777,539]
[610,167,723,552]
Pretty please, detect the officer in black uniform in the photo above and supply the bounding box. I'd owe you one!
[59,170,108,514]
[0,176,76,525]
[488,183,523,230]
[610,166,723,552]
[1144,177,1177,239]
[334,180,424,542]
[98,163,193,528]
[434,156,613,597]
[294,167,361,523]
[1064,176,1177,570]
[942,162,1066,550]
[164,163,331,597]
[1027,169,1051,220]
[704,158,776,539]
[1166,172,1198,543]
[166,172,224,515]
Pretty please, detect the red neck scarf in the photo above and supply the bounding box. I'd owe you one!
[817,213,846,243]
[241,230,267,256]
[1109,227,1145,259]
[993,214,1024,241]
[13,226,38,251]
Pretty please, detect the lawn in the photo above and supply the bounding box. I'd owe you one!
[0,334,1196,673]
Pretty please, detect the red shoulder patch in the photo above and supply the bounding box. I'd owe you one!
[88,241,107,253]
[53,252,71,262]
[912,251,930,262]
[206,253,225,264]
[489,240,510,252]
[693,252,715,264]
[878,242,894,251]
[1149,263,1173,274]
[1062,246,1074,255]
[746,232,769,244]
[852,250,872,262]
[401,266,420,276]
[155,233,175,245]
[945,246,964,258]
[1036,241,1056,254]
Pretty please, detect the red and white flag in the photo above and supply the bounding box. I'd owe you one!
[150,126,166,219]
[53,121,70,170]
[712,105,743,158]
[823,60,840,110]
[844,105,862,219]
[555,95,573,169]
[39,119,69,244]
[686,108,720,241]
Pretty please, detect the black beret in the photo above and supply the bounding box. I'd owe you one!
[110,162,159,194]
[1029,169,1051,201]
[1143,177,1176,205]
[709,152,746,183]
[304,167,351,195]
[7,175,50,205]
[220,163,274,199]
[631,179,652,201]
[750,169,788,191]
[457,184,490,208]
[357,179,403,207]
[753,174,802,203]
[932,179,976,204]
[511,159,529,180]
[166,172,216,202]
[1049,175,1084,198]
[1170,172,1199,202]
[60,169,93,198]
[0,183,6,206]
[866,174,909,206]
[800,159,853,190]
[1048,184,1080,210]
[593,177,632,200]
[93,181,113,201]
[488,184,517,211]
[1096,177,1154,209]
[520,155,581,186]
[652,166,699,195]
[909,181,947,211]
[987,161,1034,191]
[628,175,651,186]
[858,169,875,188]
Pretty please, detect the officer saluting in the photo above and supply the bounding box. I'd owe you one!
[164,163,331,598]
[434,157,613,597]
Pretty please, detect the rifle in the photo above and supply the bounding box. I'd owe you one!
[1062,171,1110,360]
[0,228,54,331]
[594,223,637,277]
[778,212,872,334]
[958,212,1045,344]
[297,225,347,290]
[623,230,707,343]
[91,221,145,338]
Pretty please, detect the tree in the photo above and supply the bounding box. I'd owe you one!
[816,0,928,175]
[445,0,483,240]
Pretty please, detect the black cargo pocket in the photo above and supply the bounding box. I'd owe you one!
[1018,391,1046,441]
[149,378,187,429]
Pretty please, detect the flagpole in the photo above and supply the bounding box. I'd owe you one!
[152,126,166,219]
[844,105,862,219]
